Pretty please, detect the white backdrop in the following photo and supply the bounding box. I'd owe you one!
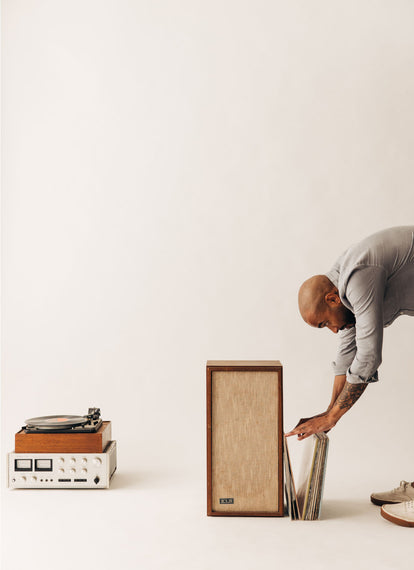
[2,2,414,569]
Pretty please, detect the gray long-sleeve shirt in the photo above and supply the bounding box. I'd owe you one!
[325,226,414,384]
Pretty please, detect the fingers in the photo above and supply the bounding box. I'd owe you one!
[296,431,313,441]
[287,429,313,440]
[285,426,306,438]
[286,420,312,437]
[286,418,323,439]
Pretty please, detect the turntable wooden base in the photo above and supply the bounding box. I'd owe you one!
[15,421,112,453]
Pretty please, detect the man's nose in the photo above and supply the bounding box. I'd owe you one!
[328,325,339,333]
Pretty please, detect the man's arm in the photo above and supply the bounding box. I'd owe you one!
[327,374,347,411]
[286,378,367,440]
[343,266,385,383]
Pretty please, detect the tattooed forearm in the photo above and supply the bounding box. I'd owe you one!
[335,381,367,411]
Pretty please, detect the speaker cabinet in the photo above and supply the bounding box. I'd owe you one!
[207,361,283,516]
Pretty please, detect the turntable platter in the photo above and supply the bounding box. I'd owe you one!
[25,415,88,430]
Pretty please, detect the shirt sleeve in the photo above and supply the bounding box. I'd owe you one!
[343,265,386,384]
[331,327,357,376]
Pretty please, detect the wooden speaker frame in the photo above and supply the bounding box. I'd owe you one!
[207,360,284,517]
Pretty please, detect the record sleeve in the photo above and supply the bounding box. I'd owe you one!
[284,433,329,520]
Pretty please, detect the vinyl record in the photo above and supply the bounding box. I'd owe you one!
[25,414,88,429]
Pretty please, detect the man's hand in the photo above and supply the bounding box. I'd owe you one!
[285,411,338,440]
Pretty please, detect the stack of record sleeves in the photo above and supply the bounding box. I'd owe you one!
[284,433,329,520]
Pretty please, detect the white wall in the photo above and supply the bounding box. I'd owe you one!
[3,0,414,502]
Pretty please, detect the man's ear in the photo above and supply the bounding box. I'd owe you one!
[325,290,341,306]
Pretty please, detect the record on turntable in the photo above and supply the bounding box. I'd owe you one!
[25,415,88,429]
[23,407,102,433]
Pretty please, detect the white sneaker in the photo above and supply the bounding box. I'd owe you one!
[381,500,414,527]
[370,480,414,506]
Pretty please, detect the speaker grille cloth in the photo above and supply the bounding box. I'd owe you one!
[212,370,279,512]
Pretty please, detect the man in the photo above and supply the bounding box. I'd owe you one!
[286,226,414,527]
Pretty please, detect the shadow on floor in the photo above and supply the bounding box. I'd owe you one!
[321,498,376,520]
[109,469,183,490]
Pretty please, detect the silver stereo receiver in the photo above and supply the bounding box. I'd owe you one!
[8,441,117,489]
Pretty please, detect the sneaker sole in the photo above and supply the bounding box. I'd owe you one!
[381,507,414,527]
[370,496,403,507]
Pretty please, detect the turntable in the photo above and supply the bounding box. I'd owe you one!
[24,407,103,433]
[8,407,117,489]
[15,407,111,453]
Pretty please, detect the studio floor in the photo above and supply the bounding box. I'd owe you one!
[2,464,414,570]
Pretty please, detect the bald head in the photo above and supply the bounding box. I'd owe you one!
[298,275,336,322]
